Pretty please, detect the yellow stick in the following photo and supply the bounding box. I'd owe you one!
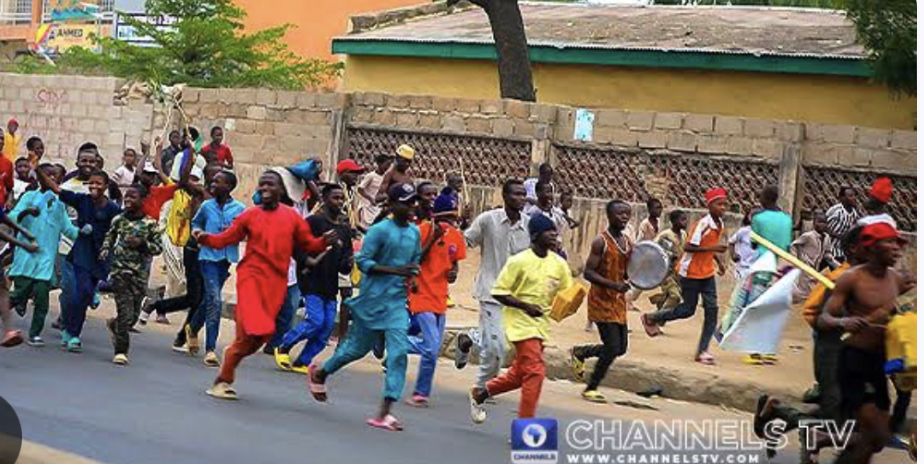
[749,231,836,289]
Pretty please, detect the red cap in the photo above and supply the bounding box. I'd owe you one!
[860,222,900,247]
[705,187,727,205]
[7,118,17,127]
[336,159,364,175]
[869,177,892,204]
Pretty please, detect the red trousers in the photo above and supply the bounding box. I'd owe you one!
[216,322,271,384]
[486,338,545,418]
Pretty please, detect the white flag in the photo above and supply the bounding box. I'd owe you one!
[720,269,802,354]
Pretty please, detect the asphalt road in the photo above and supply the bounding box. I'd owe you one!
[0,312,904,464]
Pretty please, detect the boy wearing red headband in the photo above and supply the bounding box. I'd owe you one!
[642,187,727,365]
[817,221,910,464]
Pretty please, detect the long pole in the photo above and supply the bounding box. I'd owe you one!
[749,230,835,289]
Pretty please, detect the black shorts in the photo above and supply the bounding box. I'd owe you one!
[838,346,890,416]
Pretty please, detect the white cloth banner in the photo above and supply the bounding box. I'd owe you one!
[719,269,802,354]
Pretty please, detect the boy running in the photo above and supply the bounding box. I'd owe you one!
[9,164,77,346]
[37,166,121,352]
[469,214,573,422]
[817,222,909,464]
[570,200,632,403]
[308,183,421,432]
[648,210,688,322]
[101,184,164,365]
[186,169,245,366]
[405,190,467,407]
[196,171,335,400]
[461,179,530,384]
[642,188,727,365]
[274,183,353,374]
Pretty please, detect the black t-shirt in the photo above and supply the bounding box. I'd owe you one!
[298,213,353,299]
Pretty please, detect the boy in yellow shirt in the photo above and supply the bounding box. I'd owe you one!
[469,214,572,422]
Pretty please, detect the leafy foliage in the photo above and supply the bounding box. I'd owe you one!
[33,0,342,90]
[843,0,916,96]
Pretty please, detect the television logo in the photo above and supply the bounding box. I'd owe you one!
[511,418,558,464]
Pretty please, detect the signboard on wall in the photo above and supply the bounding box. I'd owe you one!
[114,13,175,47]
[39,23,111,51]
[47,0,101,22]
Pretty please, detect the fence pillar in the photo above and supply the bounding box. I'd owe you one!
[778,142,803,217]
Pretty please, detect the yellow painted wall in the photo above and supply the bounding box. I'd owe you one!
[235,0,422,62]
[341,55,916,129]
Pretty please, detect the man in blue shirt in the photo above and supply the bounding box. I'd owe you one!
[750,185,793,256]
[188,170,245,367]
[309,183,421,432]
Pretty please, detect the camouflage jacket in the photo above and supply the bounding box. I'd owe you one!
[102,213,164,279]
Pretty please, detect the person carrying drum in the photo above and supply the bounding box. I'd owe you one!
[642,188,728,365]
[569,200,632,403]
[647,209,689,330]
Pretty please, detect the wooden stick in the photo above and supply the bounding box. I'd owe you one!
[749,230,836,289]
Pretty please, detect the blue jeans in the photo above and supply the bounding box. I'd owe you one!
[268,285,302,350]
[323,322,408,401]
[57,255,74,321]
[280,294,337,366]
[648,276,718,355]
[65,265,99,337]
[407,312,446,398]
[191,260,231,353]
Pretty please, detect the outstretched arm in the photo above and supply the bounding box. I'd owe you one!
[34,166,61,195]
[197,210,250,249]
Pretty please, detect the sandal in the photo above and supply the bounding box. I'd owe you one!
[274,348,293,371]
[367,414,404,432]
[694,352,715,365]
[1,330,23,348]
[405,394,429,408]
[307,365,328,402]
[569,348,585,381]
[582,390,607,403]
[206,382,238,400]
[640,314,662,337]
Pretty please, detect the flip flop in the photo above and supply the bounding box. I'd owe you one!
[307,365,328,402]
[640,314,662,337]
[273,348,293,371]
[581,390,607,403]
[367,414,404,432]
[1,330,23,348]
[694,352,715,365]
[569,348,585,381]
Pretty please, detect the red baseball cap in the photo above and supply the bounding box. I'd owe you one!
[336,159,364,175]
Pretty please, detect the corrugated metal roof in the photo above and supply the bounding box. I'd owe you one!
[341,3,865,60]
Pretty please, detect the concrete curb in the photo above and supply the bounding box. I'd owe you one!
[439,328,800,413]
[17,441,104,464]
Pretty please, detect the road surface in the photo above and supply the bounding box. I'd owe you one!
[0,312,908,464]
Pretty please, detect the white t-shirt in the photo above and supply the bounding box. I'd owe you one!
[729,225,756,280]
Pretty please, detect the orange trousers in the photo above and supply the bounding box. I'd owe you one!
[216,322,272,385]
[486,338,545,418]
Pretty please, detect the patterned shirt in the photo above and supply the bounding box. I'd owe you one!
[825,203,860,261]
[102,213,164,280]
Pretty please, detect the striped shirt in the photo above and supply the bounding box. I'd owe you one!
[677,214,723,279]
[825,203,860,261]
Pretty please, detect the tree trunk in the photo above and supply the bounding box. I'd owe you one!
[479,0,536,102]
